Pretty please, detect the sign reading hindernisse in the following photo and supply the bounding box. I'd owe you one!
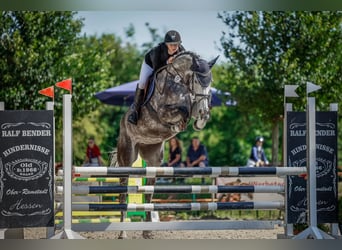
[286,111,338,224]
[0,110,54,228]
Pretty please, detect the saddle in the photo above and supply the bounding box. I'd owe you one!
[142,65,170,106]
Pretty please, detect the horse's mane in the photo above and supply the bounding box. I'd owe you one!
[172,50,212,87]
[174,50,201,60]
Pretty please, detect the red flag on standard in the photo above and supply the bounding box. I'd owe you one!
[38,86,54,99]
[56,78,72,93]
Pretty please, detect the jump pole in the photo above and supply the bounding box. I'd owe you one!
[70,220,282,232]
[69,201,284,211]
[57,184,285,194]
[51,94,84,239]
[45,100,56,238]
[283,101,293,236]
[70,166,306,177]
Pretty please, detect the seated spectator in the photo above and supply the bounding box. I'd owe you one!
[184,137,208,167]
[160,136,183,184]
[83,136,103,166]
[247,136,269,167]
[166,136,182,167]
[182,137,208,184]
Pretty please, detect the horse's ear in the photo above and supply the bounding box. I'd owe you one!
[208,55,220,68]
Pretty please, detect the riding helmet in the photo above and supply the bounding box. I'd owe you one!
[164,30,182,44]
[255,136,264,143]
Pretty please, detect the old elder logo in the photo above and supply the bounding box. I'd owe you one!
[4,158,48,181]
[290,156,332,178]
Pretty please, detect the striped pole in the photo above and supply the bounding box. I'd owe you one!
[74,177,120,182]
[69,202,284,211]
[57,185,284,194]
[55,211,122,217]
[55,218,131,225]
[70,166,306,177]
[152,198,217,203]
[55,177,120,183]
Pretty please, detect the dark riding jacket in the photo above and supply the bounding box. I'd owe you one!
[145,43,186,71]
[249,146,268,163]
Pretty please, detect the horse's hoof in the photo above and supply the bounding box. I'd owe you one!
[118,231,128,239]
[142,230,154,239]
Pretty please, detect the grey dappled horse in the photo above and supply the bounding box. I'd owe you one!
[115,51,218,239]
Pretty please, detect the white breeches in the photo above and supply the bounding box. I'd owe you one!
[138,60,153,89]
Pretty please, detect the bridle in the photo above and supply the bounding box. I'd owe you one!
[189,70,212,109]
[169,54,212,111]
[146,52,212,130]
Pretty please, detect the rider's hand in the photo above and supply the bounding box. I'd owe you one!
[167,56,174,64]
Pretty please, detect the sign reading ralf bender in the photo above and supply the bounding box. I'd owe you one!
[0,111,54,228]
[287,111,338,224]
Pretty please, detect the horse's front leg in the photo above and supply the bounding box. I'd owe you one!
[142,177,156,239]
[139,142,164,239]
[118,177,128,239]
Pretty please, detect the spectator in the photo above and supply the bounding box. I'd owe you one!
[184,137,208,167]
[160,136,183,184]
[166,136,182,167]
[183,137,208,184]
[84,136,103,166]
[247,136,269,167]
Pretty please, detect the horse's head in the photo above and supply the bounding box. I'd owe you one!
[151,51,218,133]
[171,52,219,130]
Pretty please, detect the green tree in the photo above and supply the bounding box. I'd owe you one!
[218,11,342,165]
[57,33,141,120]
[188,64,273,167]
[69,34,142,165]
[0,11,83,111]
[0,11,144,163]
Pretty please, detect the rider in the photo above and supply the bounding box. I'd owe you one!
[128,30,186,125]
[247,136,269,167]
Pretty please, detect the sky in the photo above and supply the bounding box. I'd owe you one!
[77,11,228,62]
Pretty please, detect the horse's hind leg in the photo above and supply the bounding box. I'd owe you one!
[117,178,128,239]
[117,127,139,239]
[109,149,127,239]
[139,142,164,239]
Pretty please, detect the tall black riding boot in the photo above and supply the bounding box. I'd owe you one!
[127,85,145,125]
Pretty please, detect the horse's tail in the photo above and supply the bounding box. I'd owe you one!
[109,148,119,167]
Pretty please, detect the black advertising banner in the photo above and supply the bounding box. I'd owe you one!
[286,111,338,224]
[0,111,54,228]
